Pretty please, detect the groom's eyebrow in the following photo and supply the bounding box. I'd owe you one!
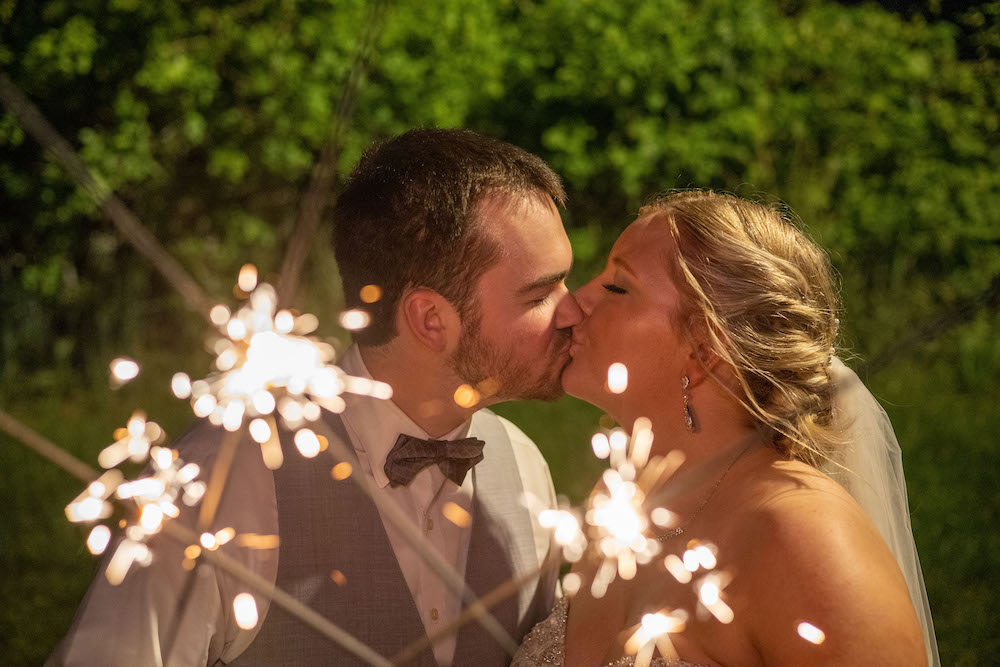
[516,270,570,295]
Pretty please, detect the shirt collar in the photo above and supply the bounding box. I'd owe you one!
[338,344,471,489]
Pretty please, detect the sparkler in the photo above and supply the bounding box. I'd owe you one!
[65,269,396,589]
[624,609,688,667]
[64,404,209,585]
[173,272,391,471]
[582,417,685,599]
[529,403,742,662]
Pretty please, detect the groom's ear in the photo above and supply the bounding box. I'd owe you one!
[400,288,460,354]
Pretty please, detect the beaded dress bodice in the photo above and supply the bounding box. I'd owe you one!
[511,598,708,667]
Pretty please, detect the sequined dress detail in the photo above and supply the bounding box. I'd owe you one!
[511,597,708,667]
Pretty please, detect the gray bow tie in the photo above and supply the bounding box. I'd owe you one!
[383,433,485,488]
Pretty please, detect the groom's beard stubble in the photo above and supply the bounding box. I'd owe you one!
[449,316,572,403]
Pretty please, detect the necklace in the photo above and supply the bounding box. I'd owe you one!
[655,440,755,542]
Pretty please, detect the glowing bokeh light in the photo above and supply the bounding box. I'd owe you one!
[360,284,382,303]
[798,621,826,645]
[110,357,140,383]
[87,525,111,555]
[591,432,611,459]
[238,264,258,293]
[210,304,231,326]
[562,572,582,596]
[233,593,259,630]
[442,502,472,527]
[274,309,295,334]
[331,462,353,481]
[453,384,480,408]
[664,554,693,584]
[607,362,628,393]
[294,428,321,458]
[139,504,164,532]
[215,526,236,546]
[339,309,371,331]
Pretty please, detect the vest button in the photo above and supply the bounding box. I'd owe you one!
[426,518,434,530]
[430,608,439,621]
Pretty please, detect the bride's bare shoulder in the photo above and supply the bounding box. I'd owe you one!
[751,458,863,512]
[730,460,926,665]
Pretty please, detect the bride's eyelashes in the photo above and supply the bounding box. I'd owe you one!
[602,283,627,295]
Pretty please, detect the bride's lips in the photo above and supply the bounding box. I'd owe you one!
[569,331,585,358]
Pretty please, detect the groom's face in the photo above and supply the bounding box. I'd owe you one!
[449,192,580,401]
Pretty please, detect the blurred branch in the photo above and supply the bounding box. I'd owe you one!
[0,70,216,323]
[859,273,1000,377]
[0,408,99,481]
[277,0,389,306]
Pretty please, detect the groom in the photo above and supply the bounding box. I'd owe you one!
[52,129,581,666]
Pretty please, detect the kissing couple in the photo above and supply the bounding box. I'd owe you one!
[54,129,937,666]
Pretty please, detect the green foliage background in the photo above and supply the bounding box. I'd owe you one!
[1,0,997,664]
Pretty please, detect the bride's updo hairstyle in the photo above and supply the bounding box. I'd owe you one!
[640,190,842,467]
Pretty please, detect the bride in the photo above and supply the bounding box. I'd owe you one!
[513,191,936,666]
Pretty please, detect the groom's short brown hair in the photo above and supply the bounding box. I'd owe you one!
[333,128,565,346]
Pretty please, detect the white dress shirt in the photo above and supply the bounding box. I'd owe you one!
[338,345,557,666]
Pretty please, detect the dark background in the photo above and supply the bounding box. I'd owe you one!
[1,0,997,664]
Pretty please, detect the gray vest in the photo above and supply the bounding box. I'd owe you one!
[231,409,553,666]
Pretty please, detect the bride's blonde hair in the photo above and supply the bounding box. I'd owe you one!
[639,190,842,467]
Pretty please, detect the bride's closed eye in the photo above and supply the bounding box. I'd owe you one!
[602,283,627,295]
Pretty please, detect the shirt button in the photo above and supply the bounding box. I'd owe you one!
[430,608,439,621]
[426,518,434,531]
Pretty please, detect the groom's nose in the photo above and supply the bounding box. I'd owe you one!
[553,286,583,330]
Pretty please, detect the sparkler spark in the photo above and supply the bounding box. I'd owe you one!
[97,412,165,469]
[530,414,741,653]
[65,410,210,585]
[86,524,112,555]
[180,274,392,468]
[583,418,667,597]
[624,609,687,667]
[591,432,611,459]
[695,572,734,623]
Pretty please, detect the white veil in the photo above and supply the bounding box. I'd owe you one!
[823,358,939,666]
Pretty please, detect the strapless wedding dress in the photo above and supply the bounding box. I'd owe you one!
[511,598,708,667]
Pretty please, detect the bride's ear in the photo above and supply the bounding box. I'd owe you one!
[684,318,728,388]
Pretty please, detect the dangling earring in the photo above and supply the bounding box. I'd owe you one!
[682,375,695,432]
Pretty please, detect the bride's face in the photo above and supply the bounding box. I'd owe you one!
[562,214,693,422]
